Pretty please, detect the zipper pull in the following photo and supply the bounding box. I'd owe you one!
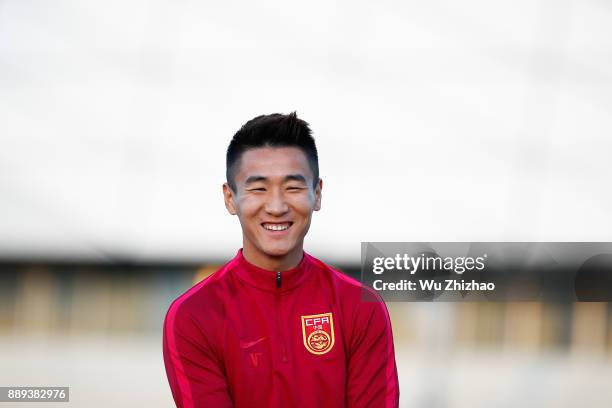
[276,271,281,288]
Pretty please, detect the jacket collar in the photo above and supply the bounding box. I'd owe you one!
[232,248,314,292]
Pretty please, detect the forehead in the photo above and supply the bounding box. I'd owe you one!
[234,147,313,182]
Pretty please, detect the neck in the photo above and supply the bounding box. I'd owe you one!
[242,243,304,272]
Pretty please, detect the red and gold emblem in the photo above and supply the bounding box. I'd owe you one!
[301,312,335,355]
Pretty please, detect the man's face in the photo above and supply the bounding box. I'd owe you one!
[223,147,322,260]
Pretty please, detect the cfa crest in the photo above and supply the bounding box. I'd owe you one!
[301,312,335,355]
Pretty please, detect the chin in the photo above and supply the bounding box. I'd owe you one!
[261,243,295,258]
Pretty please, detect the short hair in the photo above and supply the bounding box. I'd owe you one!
[226,112,319,192]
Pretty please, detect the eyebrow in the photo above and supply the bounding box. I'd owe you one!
[284,174,307,184]
[244,175,268,185]
[244,174,308,185]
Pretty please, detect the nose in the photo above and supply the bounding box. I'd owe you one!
[264,188,289,216]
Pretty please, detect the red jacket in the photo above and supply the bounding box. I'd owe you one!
[163,249,399,408]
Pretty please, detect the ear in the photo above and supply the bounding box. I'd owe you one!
[313,178,322,211]
[223,183,238,215]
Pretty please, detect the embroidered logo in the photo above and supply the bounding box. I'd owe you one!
[239,336,267,349]
[301,312,335,355]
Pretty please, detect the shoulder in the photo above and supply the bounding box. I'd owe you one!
[306,252,389,313]
[306,253,360,287]
[164,260,235,331]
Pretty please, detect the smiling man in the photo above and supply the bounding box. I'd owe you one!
[163,112,400,408]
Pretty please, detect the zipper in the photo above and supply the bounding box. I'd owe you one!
[275,271,288,363]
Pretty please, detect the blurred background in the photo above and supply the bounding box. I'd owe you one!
[1,0,612,407]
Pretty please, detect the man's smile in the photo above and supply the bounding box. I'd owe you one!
[261,222,293,232]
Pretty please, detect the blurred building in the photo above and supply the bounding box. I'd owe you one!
[2,264,611,354]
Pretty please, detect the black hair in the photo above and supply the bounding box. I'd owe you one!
[226,112,319,192]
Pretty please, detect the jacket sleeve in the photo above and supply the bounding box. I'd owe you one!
[163,300,234,408]
[346,289,400,408]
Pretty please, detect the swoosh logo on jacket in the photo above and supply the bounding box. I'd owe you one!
[240,336,267,349]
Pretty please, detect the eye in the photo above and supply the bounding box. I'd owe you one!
[248,187,266,192]
[287,185,304,191]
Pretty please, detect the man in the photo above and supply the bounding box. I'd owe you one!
[163,112,400,407]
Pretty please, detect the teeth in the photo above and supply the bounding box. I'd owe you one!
[263,223,289,231]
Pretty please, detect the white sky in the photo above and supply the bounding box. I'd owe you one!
[1,0,611,263]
